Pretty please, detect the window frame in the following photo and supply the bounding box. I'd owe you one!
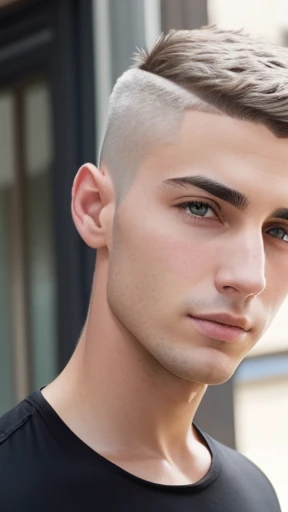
[0,0,96,405]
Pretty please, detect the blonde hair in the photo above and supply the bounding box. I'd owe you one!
[100,26,288,199]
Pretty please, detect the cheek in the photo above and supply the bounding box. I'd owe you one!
[117,221,216,294]
[115,191,221,278]
[110,201,221,311]
[147,235,205,278]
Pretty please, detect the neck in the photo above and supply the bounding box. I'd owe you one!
[44,259,207,461]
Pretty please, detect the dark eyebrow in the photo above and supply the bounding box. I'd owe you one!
[271,208,288,220]
[162,175,249,210]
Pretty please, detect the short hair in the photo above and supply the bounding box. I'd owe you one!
[100,26,288,201]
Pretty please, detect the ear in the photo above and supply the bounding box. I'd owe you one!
[71,163,115,249]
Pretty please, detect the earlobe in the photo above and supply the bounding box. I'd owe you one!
[71,163,114,249]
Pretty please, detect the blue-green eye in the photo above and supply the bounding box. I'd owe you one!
[188,202,208,216]
[267,226,288,242]
[181,201,216,218]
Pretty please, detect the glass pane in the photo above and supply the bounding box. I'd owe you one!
[24,79,57,389]
[235,377,288,512]
[207,0,284,44]
[0,92,15,415]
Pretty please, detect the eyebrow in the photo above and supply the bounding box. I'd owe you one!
[271,208,288,220]
[162,175,249,210]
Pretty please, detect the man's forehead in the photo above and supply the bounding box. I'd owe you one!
[133,121,288,218]
[179,110,288,169]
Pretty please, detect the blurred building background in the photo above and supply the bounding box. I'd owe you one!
[0,0,287,509]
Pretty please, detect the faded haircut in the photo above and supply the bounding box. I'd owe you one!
[99,25,288,201]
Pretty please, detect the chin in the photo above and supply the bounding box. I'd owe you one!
[156,348,239,386]
[198,369,235,386]
[176,366,235,386]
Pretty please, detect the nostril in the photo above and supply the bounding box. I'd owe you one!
[222,285,239,292]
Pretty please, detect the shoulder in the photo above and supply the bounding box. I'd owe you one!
[198,427,281,511]
[212,435,268,479]
[0,394,39,473]
[0,392,50,507]
[211,434,271,484]
[0,396,35,446]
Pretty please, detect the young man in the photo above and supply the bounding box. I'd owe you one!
[1,26,287,511]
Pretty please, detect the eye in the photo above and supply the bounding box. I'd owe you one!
[267,226,288,243]
[179,201,218,219]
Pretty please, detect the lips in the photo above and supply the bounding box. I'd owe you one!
[189,313,251,331]
[187,313,251,343]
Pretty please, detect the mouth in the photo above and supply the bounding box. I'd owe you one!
[187,314,250,343]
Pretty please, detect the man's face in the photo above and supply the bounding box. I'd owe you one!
[106,111,288,385]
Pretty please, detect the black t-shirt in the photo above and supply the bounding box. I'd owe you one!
[0,390,281,511]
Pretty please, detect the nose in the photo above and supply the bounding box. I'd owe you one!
[215,231,266,299]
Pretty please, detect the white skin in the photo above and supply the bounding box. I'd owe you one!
[43,111,288,485]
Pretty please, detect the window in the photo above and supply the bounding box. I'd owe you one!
[0,75,57,414]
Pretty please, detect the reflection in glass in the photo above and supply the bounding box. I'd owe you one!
[0,92,15,415]
[24,81,57,389]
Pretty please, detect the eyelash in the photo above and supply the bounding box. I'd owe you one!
[177,200,220,223]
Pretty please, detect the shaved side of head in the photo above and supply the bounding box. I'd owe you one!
[99,68,219,203]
